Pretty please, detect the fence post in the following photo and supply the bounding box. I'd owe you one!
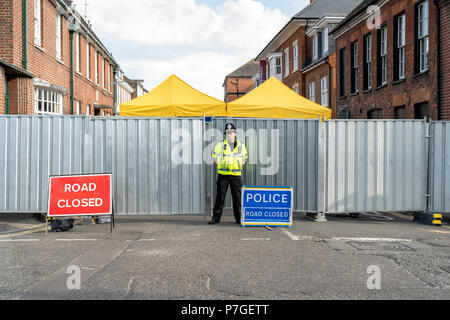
[316,116,327,222]
[413,118,441,226]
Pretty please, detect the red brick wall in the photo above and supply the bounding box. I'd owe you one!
[7,77,33,114]
[224,77,255,103]
[278,26,308,95]
[438,0,450,119]
[0,0,116,116]
[0,0,14,64]
[304,60,335,109]
[334,0,439,120]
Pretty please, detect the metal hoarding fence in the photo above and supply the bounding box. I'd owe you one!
[1,115,449,217]
[0,116,204,215]
[430,121,450,213]
[207,118,319,213]
[318,120,429,214]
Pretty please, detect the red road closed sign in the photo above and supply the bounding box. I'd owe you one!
[48,174,112,217]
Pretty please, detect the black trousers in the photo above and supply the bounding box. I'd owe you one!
[213,174,243,222]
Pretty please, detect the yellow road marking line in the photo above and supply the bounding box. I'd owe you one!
[388,212,413,221]
[0,227,47,239]
[424,229,450,234]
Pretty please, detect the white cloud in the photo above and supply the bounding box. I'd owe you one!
[74,0,222,46]
[72,0,289,100]
[120,52,240,100]
[215,0,286,50]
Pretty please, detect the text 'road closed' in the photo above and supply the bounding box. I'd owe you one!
[48,174,112,217]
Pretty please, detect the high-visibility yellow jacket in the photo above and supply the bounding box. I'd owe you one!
[212,140,248,176]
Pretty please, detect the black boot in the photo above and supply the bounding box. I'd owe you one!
[208,218,220,225]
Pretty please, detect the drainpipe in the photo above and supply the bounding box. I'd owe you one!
[22,0,28,70]
[5,78,9,114]
[67,1,79,115]
[304,21,309,95]
[433,0,441,120]
[113,67,117,114]
[326,57,332,113]
[69,27,75,114]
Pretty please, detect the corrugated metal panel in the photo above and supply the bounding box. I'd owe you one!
[319,120,428,213]
[430,121,450,213]
[207,119,319,212]
[0,116,204,215]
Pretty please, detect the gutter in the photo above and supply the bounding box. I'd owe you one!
[327,57,332,112]
[434,0,441,120]
[113,68,117,114]
[57,0,119,68]
[69,26,75,114]
[5,78,9,114]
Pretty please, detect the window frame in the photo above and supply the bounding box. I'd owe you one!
[284,48,290,76]
[102,57,106,89]
[323,26,329,54]
[351,41,359,94]
[396,14,406,80]
[276,57,282,76]
[312,34,318,60]
[321,76,328,107]
[293,41,299,72]
[309,82,316,102]
[364,33,372,90]
[95,50,98,84]
[34,0,42,46]
[56,13,62,60]
[339,47,347,97]
[75,33,80,72]
[418,1,429,72]
[34,88,63,115]
[76,100,80,115]
[86,42,91,79]
[378,25,388,86]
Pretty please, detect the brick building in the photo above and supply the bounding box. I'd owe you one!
[0,0,120,116]
[115,68,133,115]
[301,12,363,116]
[331,0,441,120]
[124,75,147,100]
[255,0,362,113]
[435,0,450,119]
[223,59,260,103]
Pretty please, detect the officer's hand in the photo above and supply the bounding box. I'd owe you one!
[242,160,246,166]
[213,160,217,165]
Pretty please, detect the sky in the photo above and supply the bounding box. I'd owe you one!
[71,0,310,100]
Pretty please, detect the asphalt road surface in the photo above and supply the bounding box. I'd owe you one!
[0,211,449,300]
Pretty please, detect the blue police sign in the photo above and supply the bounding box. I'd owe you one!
[241,186,293,227]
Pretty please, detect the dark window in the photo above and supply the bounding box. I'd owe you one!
[339,47,346,97]
[339,108,351,119]
[363,33,372,90]
[351,41,359,94]
[368,108,382,119]
[318,32,323,59]
[394,106,406,119]
[414,102,429,120]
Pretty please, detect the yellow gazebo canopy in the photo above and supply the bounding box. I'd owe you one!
[226,77,332,119]
[120,74,227,117]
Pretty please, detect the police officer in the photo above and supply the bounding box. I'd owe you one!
[209,123,248,225]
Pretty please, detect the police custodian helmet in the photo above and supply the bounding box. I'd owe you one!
[224,123,236,134]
